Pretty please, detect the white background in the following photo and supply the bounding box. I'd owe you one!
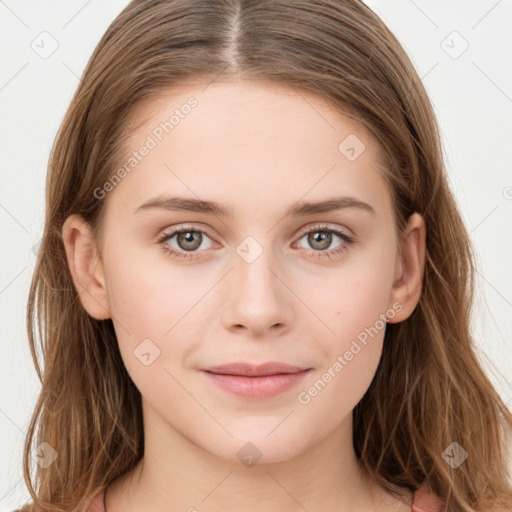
[1,0,511,508]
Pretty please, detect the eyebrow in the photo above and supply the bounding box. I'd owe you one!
[134,195,376,218]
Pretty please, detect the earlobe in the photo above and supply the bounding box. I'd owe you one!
[386,212,426,323]
[61,214,112,320]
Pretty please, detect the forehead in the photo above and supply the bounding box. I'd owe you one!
[106,78,391,221]
[126,78,373,147]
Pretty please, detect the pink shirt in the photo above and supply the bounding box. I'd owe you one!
[411,484,444,511]
[86,483,444,512]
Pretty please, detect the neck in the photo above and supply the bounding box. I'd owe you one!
[105,401,411,512]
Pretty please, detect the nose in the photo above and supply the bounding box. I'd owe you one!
[221,245,294,337]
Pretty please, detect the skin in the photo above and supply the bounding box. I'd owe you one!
[62,79,425,512]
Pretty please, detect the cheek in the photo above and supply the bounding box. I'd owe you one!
[296,273,391,420]
[104,243,205,332]
[102,252,179,362]
[319,283,387,386]
[292,242,395,400]
[102,246,219,384]
[296,249,395,338]
[104,261,198,405]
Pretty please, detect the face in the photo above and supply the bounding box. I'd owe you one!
[63,79,425,466]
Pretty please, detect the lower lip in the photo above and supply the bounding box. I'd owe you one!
[201,369,311,399]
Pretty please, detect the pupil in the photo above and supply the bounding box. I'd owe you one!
[309,231,331,250]
[179,231,201,251]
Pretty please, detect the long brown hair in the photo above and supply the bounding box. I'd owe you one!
[20,1,512,511]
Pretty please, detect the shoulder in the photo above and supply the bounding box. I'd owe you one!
[412,483,444,512]
[10,491,106,512]
[412,485,512,512]
[86,490,106,512]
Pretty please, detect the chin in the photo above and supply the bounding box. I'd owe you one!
[202,425,309,467]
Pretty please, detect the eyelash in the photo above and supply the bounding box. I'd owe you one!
[156,224,355,261]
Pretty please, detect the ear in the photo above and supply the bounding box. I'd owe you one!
[386,212,426,323]
[61,214,112,320]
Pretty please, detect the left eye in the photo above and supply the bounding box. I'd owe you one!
[158,229,214,253]
[296,227,350,251]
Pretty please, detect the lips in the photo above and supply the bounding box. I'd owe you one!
[202,362,310,377]
[200,362,312,399]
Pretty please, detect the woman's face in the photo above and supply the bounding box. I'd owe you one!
[64,79,424,465]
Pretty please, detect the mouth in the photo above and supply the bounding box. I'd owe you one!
[200,362,312,399]
[201,362,311,377]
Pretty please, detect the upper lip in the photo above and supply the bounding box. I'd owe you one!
[202,362,310,377]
